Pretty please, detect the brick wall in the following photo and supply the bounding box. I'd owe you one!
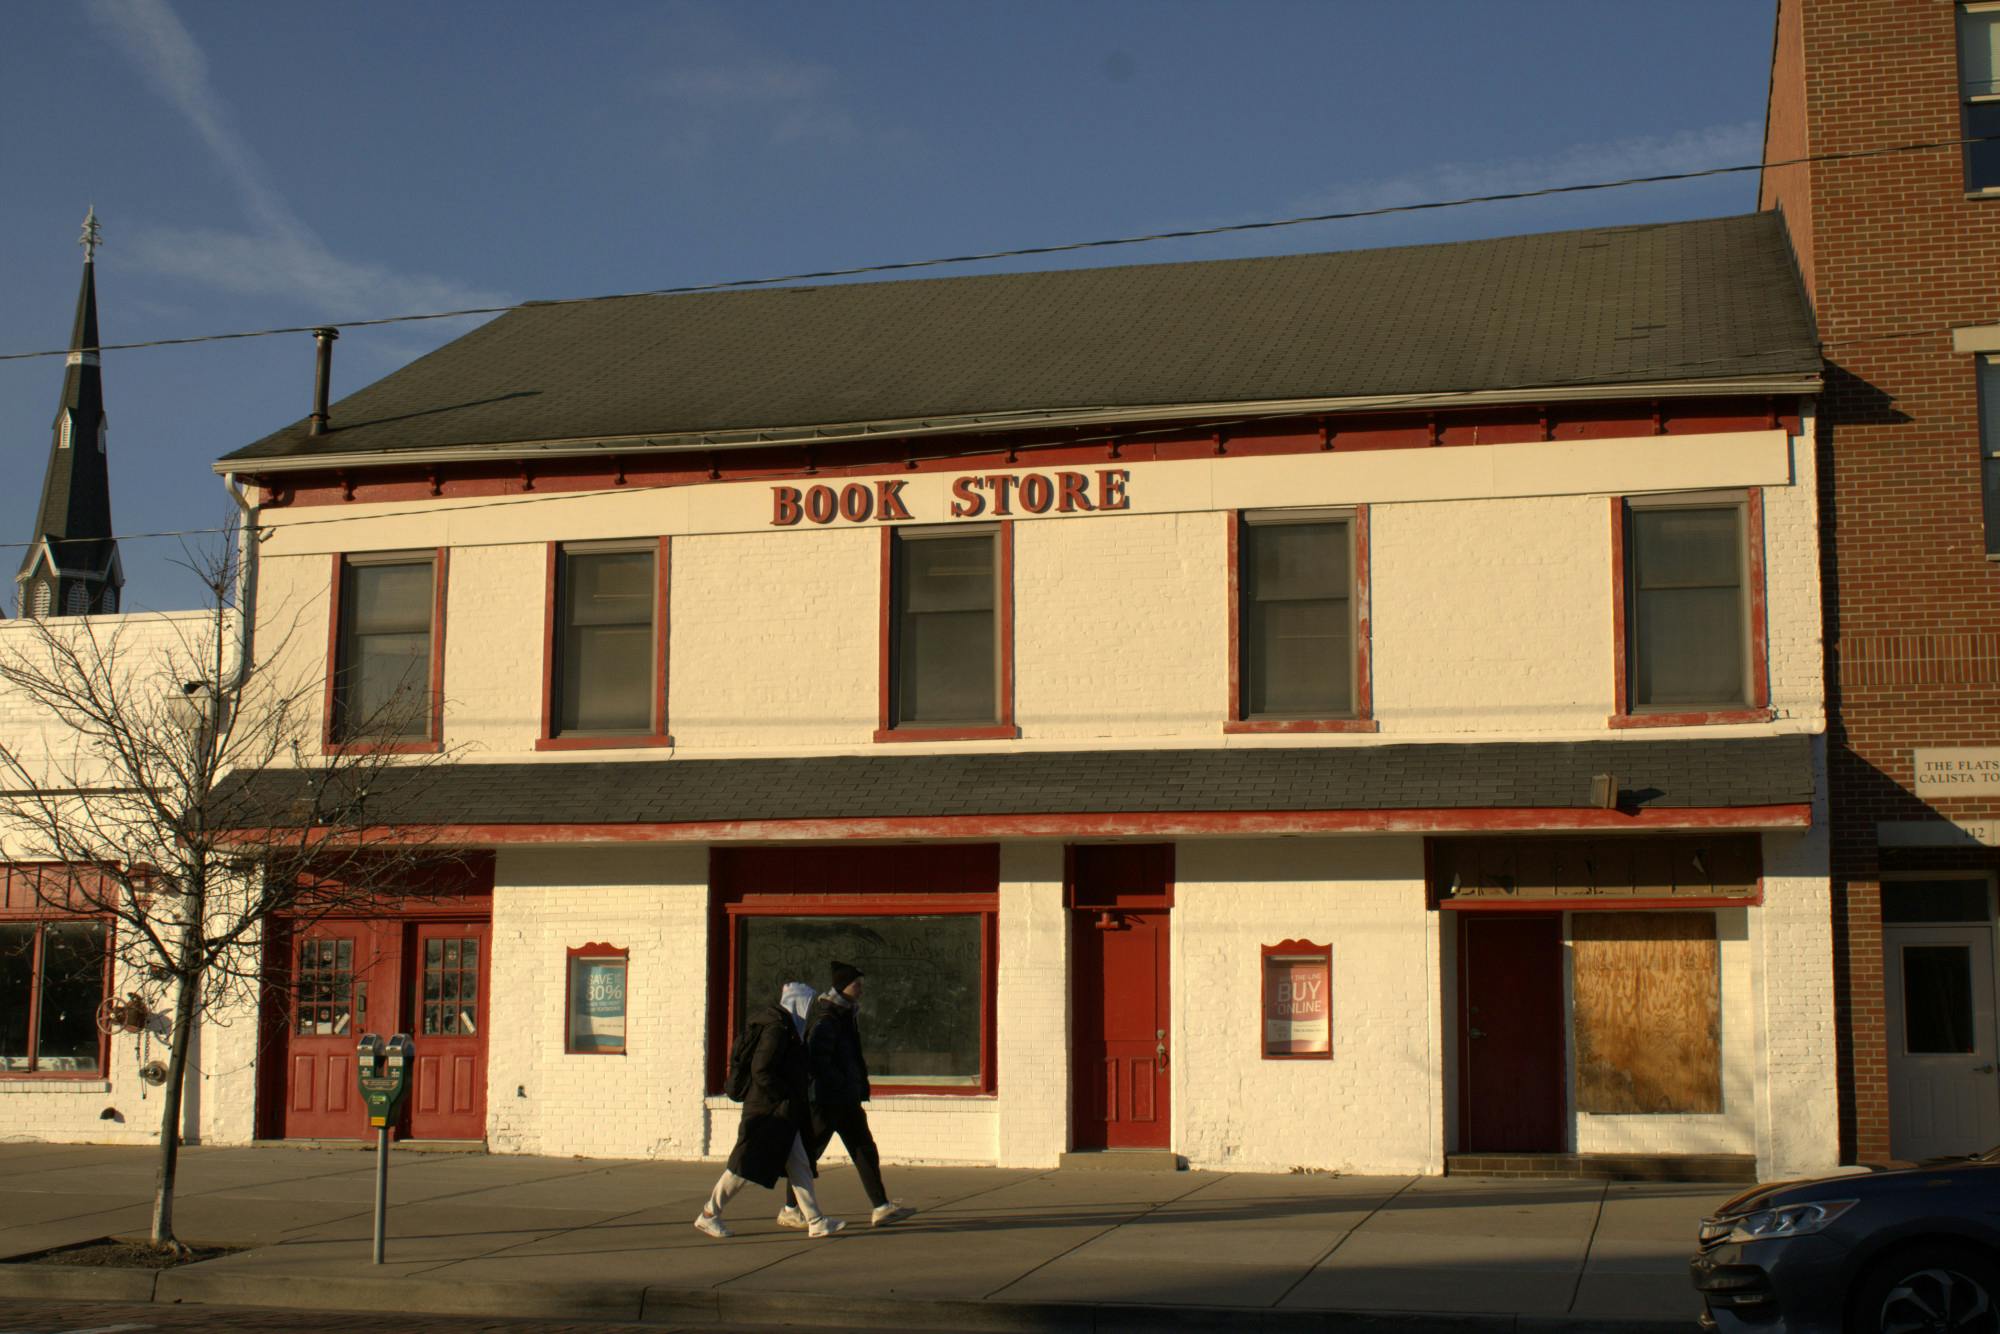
[1763,0,2000,1161]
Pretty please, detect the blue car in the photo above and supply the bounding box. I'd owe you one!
[1691,1153,2000,1332]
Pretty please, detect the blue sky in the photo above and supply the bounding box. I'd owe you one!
[2,1,1779,611]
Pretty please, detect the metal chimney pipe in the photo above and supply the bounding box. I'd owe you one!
[309,327,340,435]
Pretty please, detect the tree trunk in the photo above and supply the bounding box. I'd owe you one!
[150,970,200,1248]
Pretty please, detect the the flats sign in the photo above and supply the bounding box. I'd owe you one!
[771,468,1131,527]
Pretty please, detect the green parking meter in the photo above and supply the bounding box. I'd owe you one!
[356,1034,413,1263]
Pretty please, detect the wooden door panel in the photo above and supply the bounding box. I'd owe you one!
[1071,888,1171,1151]
[1461,915,1565,1153]
[407,923,489,1140]
[280,922,395,1140]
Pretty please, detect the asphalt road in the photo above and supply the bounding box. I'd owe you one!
[0,1300,840,1334]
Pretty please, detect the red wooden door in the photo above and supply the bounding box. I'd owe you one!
[281,921,399,1139]
[1460,915,1566,1152]
[407,922,489,1140]
[1072,909,1171,1150]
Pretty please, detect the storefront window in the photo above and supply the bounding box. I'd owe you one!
[0,920,109,1074]
[735,915,983,1085]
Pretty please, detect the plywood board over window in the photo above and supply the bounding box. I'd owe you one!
[1571,912,1720,1114]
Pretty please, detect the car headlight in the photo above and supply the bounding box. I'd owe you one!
[1725,1199,1857,1243]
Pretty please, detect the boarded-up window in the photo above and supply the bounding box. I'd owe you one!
[1572,912,1720,1114]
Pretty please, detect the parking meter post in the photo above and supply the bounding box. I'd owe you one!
[372,1124,388,1265]
[355,1034,413,1267]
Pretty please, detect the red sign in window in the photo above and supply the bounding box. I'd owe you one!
[1262,940,1332,1060]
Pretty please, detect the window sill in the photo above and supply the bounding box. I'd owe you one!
[1224,718,1378,735]
[703,1089,996,1106]
[1608,708,1775,729]
[0,1074,110,1087]
[872,725,1021,744]
[1966,189,2000,201]
[535,735,675,752]
[322,739,444,756]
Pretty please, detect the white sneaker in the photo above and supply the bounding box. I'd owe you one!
[807,1216,846,1238]
[870,1202,916,1227]
[775,1205,808,1230]
[693,1211,732,1239]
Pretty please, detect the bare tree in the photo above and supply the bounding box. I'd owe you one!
[0,536,463,1250]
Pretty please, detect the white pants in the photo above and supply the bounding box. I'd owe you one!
[702,1133,826,1221]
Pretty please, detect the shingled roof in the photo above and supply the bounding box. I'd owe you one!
[221,212,1820,468]
[216,735,1812,832]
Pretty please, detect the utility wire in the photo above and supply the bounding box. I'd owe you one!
[0,130,1992,365]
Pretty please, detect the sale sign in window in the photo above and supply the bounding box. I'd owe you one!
[1262,942,1333,1059]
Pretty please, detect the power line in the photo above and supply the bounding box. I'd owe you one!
[0,131,1991,365]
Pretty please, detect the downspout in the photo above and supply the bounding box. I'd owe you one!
[219,472,257,693]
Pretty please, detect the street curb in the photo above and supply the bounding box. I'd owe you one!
[0,1263,159,1303]
[0,1261,1697,1334]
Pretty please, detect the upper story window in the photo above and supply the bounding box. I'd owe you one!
[541,540,669,748]
[1227,509,1374,734]
[1960,3,2000,191]
[876,525,1016,742]
[330,551,442,747]
[1981,358,2000,557]
[1613,493,1771,726]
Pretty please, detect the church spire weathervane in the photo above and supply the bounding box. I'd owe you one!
[79,207,102,263]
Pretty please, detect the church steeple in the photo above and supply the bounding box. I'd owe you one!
[16,209,123,619]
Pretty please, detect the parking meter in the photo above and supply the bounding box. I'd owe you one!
[355,1033,414,1263]
[357,1033,413,1129]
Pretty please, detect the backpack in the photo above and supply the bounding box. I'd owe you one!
[724,1019,760,1102]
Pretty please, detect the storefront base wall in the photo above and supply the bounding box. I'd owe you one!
[486,847,711,1160]
[1753,823,1841,1180]
[1174,838,1442,1176]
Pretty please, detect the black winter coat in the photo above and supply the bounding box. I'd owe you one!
[725,1004,812,1187]
[805,995,871,1105]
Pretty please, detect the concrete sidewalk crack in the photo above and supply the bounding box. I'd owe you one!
[1566,1180,1610,1314]
[978,1170,1233,1300]
[1267,1174,1419,1310]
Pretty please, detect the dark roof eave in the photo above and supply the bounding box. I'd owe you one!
[214,371,1824,475]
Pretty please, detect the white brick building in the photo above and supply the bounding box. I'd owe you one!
[4,212,1842,1181]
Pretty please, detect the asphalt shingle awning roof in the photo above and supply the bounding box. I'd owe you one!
[219,736,1812,832]
[223,212,1820,466]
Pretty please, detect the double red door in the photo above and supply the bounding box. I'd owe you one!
[275,918,489,1141]
[1070,845,1172,1151]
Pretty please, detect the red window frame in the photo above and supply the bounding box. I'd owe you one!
[537,537,673,751]
[707,845,999,1096]
[323,548,449,754]
[1225,506,1377,734]
[0,866,114,1081]
[1609,491,1773,729]
[874,523,1018,743]
[565,942,630,1055]
[1260,938,1333,1062]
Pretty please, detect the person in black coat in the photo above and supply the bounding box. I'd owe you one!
[695,981,845,1239]
[779,961,915,1229]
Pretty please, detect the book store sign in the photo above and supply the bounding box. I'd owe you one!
[1913,749,2000,798]
[771,468,1131,526]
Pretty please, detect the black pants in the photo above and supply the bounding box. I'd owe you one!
[785,1102,887,1208]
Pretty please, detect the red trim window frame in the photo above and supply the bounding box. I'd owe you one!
[537,537,673,751]
[323,548,449,754]
[565,942,630,1056]
[0,866,114,1080]
[1259,938,1333,1061]
[1225,506,1376,734]
[1609,490,1772,729]
[874,522,1018,743]
[707,846,999,1097]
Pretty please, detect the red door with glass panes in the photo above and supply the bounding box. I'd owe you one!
[407,922,488,1140]
[281,920,399,1139]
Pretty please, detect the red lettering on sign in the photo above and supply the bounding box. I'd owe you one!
[1019,473,1054,514]
[1097,469,1130,511]
[951,475,986,518]
[772,486,803,527]
[805,485,838,525]
[876,480,914,521]
[1057,472,1094,513]
[985,474,1020,516]
[839,482,873,523]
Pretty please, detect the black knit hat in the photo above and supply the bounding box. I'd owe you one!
[831,960,864,991]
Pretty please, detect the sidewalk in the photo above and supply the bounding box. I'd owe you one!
[0,1142,1727,1331]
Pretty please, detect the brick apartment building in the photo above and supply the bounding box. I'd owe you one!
[1763,0,2000,1162]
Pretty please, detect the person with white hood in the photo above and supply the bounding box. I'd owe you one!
[694,980,844,1239]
